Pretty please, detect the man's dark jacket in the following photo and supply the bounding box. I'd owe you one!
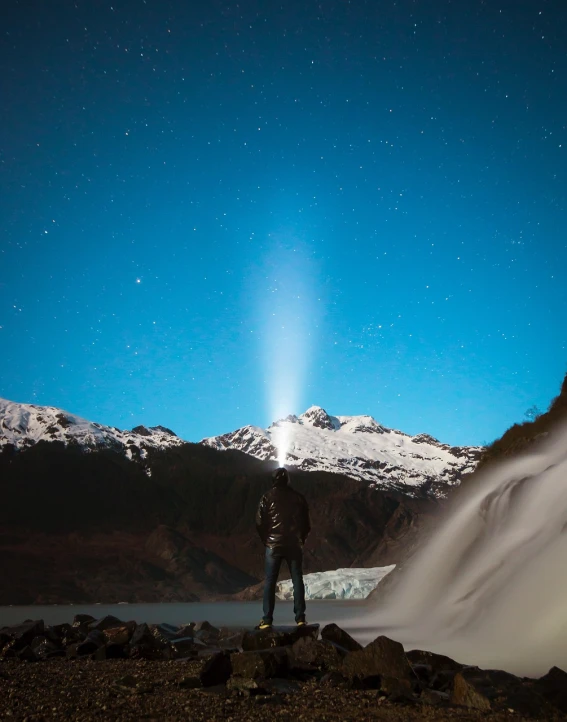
[255,472,311,551]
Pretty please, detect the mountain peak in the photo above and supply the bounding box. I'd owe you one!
[202,405,483,496]
[299,406,340,430]
[0,398,185,461]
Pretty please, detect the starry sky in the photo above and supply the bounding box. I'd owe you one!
[1,0,566,446]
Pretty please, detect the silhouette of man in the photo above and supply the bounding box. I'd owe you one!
[255,467,311,629]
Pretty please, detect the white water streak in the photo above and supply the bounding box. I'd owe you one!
[355,422,567,677]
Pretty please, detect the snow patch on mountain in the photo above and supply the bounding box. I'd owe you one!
[0,398,185,466]
[277,565,396,600]
[202,406,482,495]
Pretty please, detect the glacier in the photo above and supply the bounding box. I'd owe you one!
[276,565,396,600]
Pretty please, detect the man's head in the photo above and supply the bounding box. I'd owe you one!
[272,467,290,487]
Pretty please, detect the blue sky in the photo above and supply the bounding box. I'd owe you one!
[1,0,566,446]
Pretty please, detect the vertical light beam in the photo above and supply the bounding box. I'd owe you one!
[258,240,318,466]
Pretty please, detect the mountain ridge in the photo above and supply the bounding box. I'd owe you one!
[202,404,483,496]
[0,397,482,496]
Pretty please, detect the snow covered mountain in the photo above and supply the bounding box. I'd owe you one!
[0,398,185,466]
[0,397,482,496]
[202,405,482,496]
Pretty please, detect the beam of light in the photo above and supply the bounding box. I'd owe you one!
[344,420,567,677]
[257,240,318,467]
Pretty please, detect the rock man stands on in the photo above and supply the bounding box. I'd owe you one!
[255,467,311,628]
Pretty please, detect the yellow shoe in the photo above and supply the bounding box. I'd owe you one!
[297,620,307,626]
[255,621,272,630]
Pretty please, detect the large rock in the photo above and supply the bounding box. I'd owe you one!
[320,623,362,652]
[342,635,417,694]
[451,670,492,711]
[150,623,180,642]
[0,620,44,645]
[194,620,220,637]
[171,636,200,658]
[88,615,125,632]
[406,649,462,691]
[99,643,128,659]
[219,630,245,651]
[200,651,232,687]
[103,625,133,646]
[451,667,555,717]
[534,666,567,714]
[30,636,61,659]
[290,636,342,671]
[406,648,461,672]
[241,625,319,652]
[72,614,95,627]
[49,623,80,646]
[230,649,289,679]
[129,623,167,659]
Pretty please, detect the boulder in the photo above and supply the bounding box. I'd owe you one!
[100,643,128,660]
[406,648,462,690]
[170,636,198,658]
[72,614,95,627]
[290,637,342,671]
[320,623,362,653]
[230,649,289,679]
[194,620,220,636]
[156,622,180,638]
[450,670,492,711]
[534,666,567,714]
[0,620,45,645]
[150,625,177,647]
[85,629,106,647]
[30,636,61,659]
[342,635,417,694]
[451,667,555,717]
[194,621,221,645]
[149,623,181,644]
[129,622,167,657]
[16,645,37,662]
[50,623,82,646]
[406,648,462,673]
[103,626,132,646]
[219,631,245,651]
[77,638,100,656]
[410,663,432,686]
[88,615,125,632]
[200,651,232,687]
[0,641,17,659]
[242,624,319,652]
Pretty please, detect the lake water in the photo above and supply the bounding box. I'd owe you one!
[0,600,372,637]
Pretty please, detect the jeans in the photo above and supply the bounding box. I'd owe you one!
[262,546,306,624]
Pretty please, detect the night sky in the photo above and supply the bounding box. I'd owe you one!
[1,0,566,446]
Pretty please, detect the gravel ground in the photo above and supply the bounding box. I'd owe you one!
[1,659,564,722]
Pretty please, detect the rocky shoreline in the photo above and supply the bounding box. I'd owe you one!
[1,615,566,720]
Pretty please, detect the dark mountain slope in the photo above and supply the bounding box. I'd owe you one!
[477,372,567,469]
[0,439,438,603]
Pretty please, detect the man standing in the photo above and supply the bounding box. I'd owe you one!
[255,467,311,629]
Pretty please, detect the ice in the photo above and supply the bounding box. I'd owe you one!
[276,565,395,600]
